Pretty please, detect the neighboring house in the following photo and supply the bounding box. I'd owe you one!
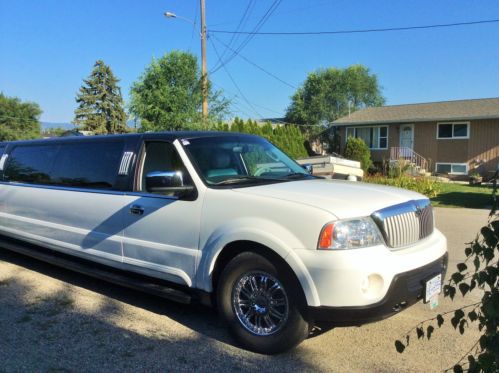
[333,98,499,178]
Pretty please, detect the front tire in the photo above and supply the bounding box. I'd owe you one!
[217,252,310,354]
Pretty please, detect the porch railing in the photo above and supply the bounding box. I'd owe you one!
[390,147,428,171]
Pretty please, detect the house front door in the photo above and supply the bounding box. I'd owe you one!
[400,124,414,149]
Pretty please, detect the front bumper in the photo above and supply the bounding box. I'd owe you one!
[308,252,448,325]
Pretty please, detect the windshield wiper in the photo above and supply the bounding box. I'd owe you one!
[212,176,269,186]
[281,172,311,179]
[211,173,311,186]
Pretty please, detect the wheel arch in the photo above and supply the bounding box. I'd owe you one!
[209,239,320,307]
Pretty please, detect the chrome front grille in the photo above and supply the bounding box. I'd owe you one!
[418,202,434,239]
[372,200,434,249]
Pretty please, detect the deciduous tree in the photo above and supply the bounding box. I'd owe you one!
[285,65,384,133]
[129,51,229,131]
[0,93,41,141]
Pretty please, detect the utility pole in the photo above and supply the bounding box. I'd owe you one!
[200,0,208,122]
[165,3,209,125]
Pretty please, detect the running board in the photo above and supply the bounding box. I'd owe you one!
[0,236,193,304]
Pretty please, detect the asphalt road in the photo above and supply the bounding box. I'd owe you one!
[0,207,491,372]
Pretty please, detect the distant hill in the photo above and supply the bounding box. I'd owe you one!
[41,121,137,131]
[41,122,74,131]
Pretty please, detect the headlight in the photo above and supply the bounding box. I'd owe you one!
[318,217,383,250]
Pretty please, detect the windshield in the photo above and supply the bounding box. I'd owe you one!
[182,135,312,186]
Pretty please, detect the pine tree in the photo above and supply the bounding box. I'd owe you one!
[74,60,128,134]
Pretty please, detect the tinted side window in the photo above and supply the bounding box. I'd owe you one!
[4,145,59,184]
[51,141,124,189]
[0,145,5,156]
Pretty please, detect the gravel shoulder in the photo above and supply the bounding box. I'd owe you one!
[0,207,490,372]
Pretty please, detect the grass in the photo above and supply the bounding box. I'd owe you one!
[430,183,494,209]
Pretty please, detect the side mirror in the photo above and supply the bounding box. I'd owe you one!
[145,171,194,197]
[301,163,313,174]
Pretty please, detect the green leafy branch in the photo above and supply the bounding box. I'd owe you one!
[395,172,498,372]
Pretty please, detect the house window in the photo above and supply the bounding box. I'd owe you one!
[346,126,388,149]
[437,122,469,139]
[435,163,468,175]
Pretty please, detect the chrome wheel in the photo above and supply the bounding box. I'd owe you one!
[232,271,289,336]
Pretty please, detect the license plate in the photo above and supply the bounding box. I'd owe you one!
[424,274,442,304]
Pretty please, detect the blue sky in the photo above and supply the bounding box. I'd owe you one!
[1,0,499,123]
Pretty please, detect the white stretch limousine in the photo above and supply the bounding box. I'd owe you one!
[0,132,447,354]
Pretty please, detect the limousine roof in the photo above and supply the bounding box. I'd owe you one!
[0,131,260,146]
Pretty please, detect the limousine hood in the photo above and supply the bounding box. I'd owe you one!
[233,179,426,219]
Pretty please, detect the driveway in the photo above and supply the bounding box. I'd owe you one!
[0,207,490,372]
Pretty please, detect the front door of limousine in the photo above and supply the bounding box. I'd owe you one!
[121,141,202,287]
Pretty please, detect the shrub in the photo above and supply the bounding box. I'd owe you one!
[344,137,372,172]
[365,174,441,198]
[215,118,308,159]
[388,159,413,178]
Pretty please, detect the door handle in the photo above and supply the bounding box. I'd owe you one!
[130,205,144,215]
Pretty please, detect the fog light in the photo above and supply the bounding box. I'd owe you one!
[361,274,384,299]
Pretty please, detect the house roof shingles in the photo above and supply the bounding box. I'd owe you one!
[333,97,499,126]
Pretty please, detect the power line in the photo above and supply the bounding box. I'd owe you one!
[210,18,499,36]
[210,0,282,74]
[230,100,258,119]
[212,82,323,127]
[210,34,297,89]
[208,0,331,28]
[210,0,256,73]
[250,102,284,116]
[212,81,283,118]
[187,2,199,52]
[231,97,262,117]
[231,0,281,47]
[208,37,263,119]
[213,82,262,117]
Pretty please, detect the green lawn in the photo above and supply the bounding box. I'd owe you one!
[431,183,494,209]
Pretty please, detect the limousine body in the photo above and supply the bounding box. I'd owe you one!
[0,132,447,354]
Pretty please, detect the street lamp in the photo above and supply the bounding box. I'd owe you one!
[164,12,195,25]
[164,1,208,123]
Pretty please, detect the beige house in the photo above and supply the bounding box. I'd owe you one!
[333,98,499,178]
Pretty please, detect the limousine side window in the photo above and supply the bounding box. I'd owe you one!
[50,141,124,189]
[4,145,59,184]
[138,141,194,196]
[4,141,124,190]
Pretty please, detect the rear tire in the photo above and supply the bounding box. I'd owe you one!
[216,251,310,354]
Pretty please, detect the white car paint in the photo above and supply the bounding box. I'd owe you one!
[191,176,446,307]
[0,136,447,312]
[233,178,425,219]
